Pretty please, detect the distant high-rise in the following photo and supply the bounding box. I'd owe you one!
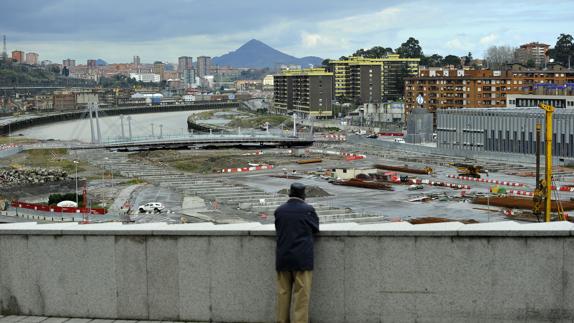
[182,68,196,86]
[25,52,39,65]
[11,50,24,63]
[2,35,7,61]
[197,56,212,77]
[153,61,165,80]
[63,59,76,68]
[273,68,333,118]
[87,59,97,69]
[515,42,550,68]
[133,55,141,67]
[178,56,193,74]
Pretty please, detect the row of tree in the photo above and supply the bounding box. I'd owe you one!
[324,34,574,70]
[323,37,473,68]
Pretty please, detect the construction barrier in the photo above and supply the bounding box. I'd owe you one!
[551,185,574,192]
[323,134,347,141]
[11,201,108,215]
[506,190,535,197]
[221,165,274,173]
[344,154,366,161]
[242,150,263,156]
[447,175,525,187]
[412,179,471,190]
[307,149,366,161]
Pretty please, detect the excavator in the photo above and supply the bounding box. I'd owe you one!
[450,163,485,178]
[533,103,565,222]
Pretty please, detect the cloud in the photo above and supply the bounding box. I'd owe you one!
[301,33,321,48]
[480,33,498,45]
[1,0,573,61]
[446,38,470,51]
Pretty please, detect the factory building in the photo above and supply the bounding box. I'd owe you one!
[436,108,574,157]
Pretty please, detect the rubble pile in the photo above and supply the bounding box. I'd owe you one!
[0,168,69,186]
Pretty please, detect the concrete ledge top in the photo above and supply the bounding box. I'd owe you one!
[1,220,574,237]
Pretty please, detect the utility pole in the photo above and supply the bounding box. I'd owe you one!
[88,102,96,144]
[94,102,102,143]
[293,113,297,137]
[127,115,132,140]
[119,115,125,139]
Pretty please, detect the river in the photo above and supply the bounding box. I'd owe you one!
[15,110,207,142]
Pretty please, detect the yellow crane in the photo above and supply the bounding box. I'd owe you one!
[536,103,565,222]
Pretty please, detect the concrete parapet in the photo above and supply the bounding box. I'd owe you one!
[1,221,574,322]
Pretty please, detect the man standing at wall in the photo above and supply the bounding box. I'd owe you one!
[275,182,320,323]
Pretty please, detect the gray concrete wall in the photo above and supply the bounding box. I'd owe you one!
[1,221,574,322]
[348,135,574,165]
[0,146,23,159]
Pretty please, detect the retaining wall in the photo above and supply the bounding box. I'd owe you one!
[349,135,574,165]
[1,221,574,322]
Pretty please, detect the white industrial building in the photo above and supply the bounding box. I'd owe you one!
[437,107,574,157]
[129,73,161,83]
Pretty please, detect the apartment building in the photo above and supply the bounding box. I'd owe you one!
[197,56,212,77]
[515,42,550,68]
[11,51,24,63]
[25,52,38,65]
[328,54,419,103]
[404,64,574,114]
[178,56,193,74]
[152,61,165,81]
[273,68,333,118]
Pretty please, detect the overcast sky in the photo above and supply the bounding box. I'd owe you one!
[1,0,572,64]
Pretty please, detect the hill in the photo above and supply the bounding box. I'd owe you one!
[212,39,323,69]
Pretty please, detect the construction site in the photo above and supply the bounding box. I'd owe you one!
[1,103,573,225]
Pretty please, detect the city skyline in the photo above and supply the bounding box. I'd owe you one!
[1,0,573,63]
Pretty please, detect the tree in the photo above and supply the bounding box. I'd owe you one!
[321,59,330,66]
[443,55,462,67]
[420,54,443,67]
[526,59,536,68]
[352,46,393,58]
[464,52,473,66]
[549,33,574,67]
[485,45,516,70]
[353,48,366,57]
[395,37,423,58]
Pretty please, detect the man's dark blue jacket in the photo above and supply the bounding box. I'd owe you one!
[275,197,320,271]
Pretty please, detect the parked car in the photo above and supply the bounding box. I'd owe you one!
[394,138,406,143]
[138,202,165,213]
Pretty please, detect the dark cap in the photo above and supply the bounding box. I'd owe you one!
[289,182,306,200]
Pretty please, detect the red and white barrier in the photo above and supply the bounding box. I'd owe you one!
[221,165,274,173]
[242,150,263,156]
[0,144,19,151]
[410,178,471,189]
[342,152,366,161]
[506,190,535,197]
[551,185,574,192]
[11,201,107,215]
[323,134,346,141]
[306,149,366,161]
[447,175,525,187]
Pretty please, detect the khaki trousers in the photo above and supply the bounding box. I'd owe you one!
[276,270,313,323]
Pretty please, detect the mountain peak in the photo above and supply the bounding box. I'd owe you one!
[212,39,323,69]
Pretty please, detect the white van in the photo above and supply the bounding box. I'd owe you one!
[394,138,406,143]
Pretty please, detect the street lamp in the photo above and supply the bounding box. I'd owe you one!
[73,160,79,206]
